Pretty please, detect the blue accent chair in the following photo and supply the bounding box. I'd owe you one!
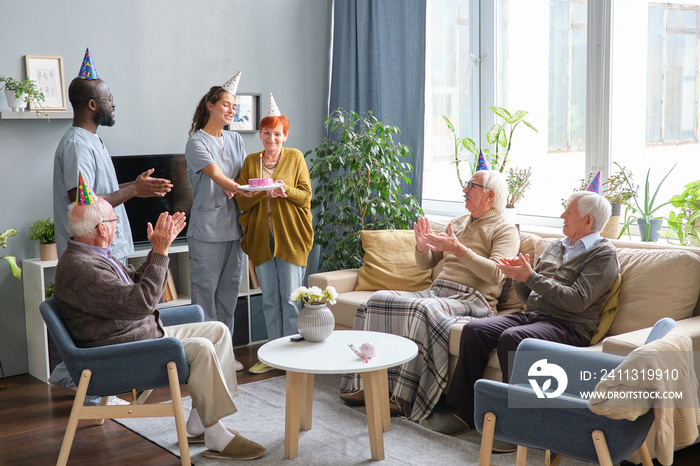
[473,317,680,466]
[40,297,205,466]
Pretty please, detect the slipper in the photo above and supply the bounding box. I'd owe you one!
[186,427,239,444]
[202,434,266,460]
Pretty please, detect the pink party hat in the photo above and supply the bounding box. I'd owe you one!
[586,171,602,194]
[265,92,281,116]
[476,150,491,171]
[76,172,98,206]
[78,48,99,80]
[222,71,241,95]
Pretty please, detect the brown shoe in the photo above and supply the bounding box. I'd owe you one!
[202,434,266,460]
[340,390,365,406]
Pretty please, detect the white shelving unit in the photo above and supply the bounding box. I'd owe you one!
[23,243,264,383]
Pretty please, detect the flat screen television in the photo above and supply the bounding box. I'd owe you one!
[111,154,192,245]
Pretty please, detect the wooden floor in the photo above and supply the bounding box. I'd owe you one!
[1,342,699,465]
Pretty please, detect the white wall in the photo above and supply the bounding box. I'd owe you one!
[0,0,332,376]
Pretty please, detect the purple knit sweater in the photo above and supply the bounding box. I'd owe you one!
[54,242,169,348]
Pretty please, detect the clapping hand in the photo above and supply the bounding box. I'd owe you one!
[496,253,533,282]
[147,212,187,255]
[414,217,433,253]
[133,168,173,198]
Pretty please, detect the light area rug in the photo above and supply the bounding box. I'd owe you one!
[115,374,595,465]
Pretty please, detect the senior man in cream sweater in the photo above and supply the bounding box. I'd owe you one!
[340,169,520,423]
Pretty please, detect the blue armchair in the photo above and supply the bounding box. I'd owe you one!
[40,297,205,466]
[473,318,680,466]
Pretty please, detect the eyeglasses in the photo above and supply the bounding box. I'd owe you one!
[91,95,114,103]
[466,181,485,190]
[95,215,120,229]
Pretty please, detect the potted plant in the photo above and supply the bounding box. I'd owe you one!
[615,162,676,242]
[444,106,537,210]
[667,180,700,246]
[1,228,21,279]
[305,108,424,271]
[0,75,46,114]
[29,217,57,261]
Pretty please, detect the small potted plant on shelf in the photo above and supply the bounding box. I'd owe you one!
[667,180,700,246]
[29,217,57,261]
[0,75,46,115]
[1,228,22,279]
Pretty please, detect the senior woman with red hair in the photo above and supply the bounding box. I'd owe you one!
[235,94,313,374]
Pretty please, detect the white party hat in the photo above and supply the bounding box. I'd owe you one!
[265,92,281,116]
[222,71,241,95]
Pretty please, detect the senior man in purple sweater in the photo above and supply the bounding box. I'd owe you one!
[53,198,265,461]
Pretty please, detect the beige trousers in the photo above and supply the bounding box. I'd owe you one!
[164,321,238,425]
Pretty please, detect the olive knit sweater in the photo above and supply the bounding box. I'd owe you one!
[235,147,313,267]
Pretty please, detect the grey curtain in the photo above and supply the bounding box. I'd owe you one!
[329,0,426,202]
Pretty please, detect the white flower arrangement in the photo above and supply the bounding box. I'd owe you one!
[290,285,338,305]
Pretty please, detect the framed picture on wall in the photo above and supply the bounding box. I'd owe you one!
[24,55,66,111]
[231,93,261,132]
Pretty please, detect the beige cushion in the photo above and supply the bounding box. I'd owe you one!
[590,274,623,345]
[609,249,700,335]
[355,230,432,292]
[519,232,552,266]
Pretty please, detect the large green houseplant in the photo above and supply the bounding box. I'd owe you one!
[444,106,537,208]
[667,180,700,246]
[1,228,22,279]
[305,108,424,271]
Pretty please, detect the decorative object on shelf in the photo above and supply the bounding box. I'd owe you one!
[230,93,261,132]
[24,55,66,111]
[614,161,676,242]
[667,180,700,246]
[28,217,57,261]
[305,108,424,271]
[291,285,338,342]
[443,106,537,209]
[0,228,21,279]
[0,75,46,115]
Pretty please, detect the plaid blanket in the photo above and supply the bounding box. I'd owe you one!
[340,279,492,422]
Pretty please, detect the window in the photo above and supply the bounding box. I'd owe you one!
[425,0,700,232]
[549,0,587,151]
[646,4,699,144]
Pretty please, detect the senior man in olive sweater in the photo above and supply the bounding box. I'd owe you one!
[53,198,265,461]
[340,170,520,423]
[446,190,619,434]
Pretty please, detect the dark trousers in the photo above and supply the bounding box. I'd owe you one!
[446,312,589,412]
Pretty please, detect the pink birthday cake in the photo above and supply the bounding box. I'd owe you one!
[249,178,273,188]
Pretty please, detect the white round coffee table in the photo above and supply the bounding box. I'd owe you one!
[258,330,418,461]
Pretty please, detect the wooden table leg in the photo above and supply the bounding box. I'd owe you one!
[300,373,314,431]
[377,368,391,432]
[285,371,305,459]
[362,370,386,461]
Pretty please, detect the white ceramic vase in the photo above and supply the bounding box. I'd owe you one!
[297,303,335,342]
[4,90,27,112]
